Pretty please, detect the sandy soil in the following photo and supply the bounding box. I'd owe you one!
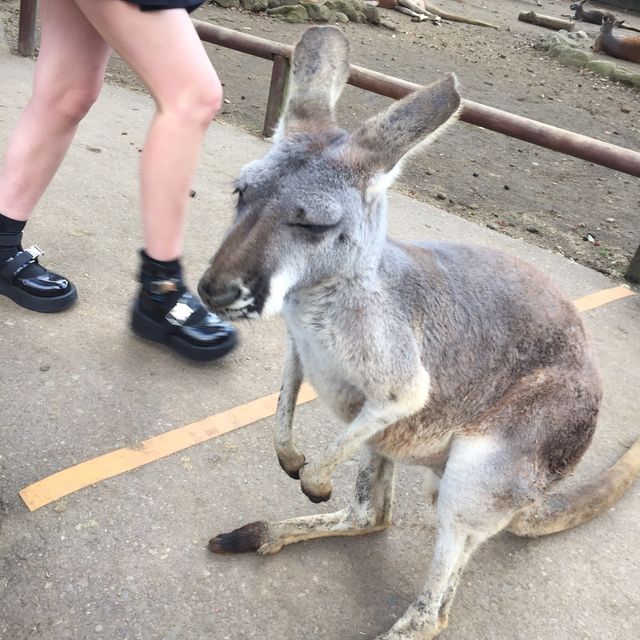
[2,0,639,277]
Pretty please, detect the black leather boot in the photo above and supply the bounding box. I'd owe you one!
[131,252,237,361]
[0,233,77,313]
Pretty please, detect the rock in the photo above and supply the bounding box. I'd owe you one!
[611,67,640,88]
[267,0,300,7]
[557,49,591,66]
[300,0,332,21]
[40,364,51,372]
[364,5,381,24]
[436,192,447,201]
[325,0,368,22]
[621,106,631,113]
[212,0,241,7]
[334,11,349,22]
[241,0,269,10]
[586,59,616,78]
[379,17,397,30]
[267,4,310,21]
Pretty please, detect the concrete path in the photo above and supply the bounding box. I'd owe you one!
[1,44,639,640]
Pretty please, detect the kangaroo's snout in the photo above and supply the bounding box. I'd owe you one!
[198,268,265,319]
[198,278,242,309]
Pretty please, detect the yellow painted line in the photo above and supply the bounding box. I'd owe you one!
[18,285,636,512]
[573,286,635,312]
[19,383,318,512]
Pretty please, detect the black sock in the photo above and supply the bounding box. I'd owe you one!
[137,250,187,319]
[0,212,26,235]
[0,213,46,278]
[139,250,182,282]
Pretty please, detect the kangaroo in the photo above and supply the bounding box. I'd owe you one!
[570,1,640,32]
[594,13,640,63]
[369,0,499,28]
[570,0,618,25]
[198,26,640,640]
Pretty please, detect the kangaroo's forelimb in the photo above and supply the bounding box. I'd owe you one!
[298,367,430,503]
[274,331,305,479]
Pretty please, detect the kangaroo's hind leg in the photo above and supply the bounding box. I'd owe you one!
[209,447,395,556]
[376,435,538,640]
[397,0,440,22]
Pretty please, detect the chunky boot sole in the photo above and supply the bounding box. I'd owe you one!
[0,279,77,313]
[131,305,238,362]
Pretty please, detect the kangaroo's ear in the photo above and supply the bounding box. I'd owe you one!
[276,26,350,140]
[346,74,461,186]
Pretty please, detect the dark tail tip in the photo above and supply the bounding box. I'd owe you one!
[208,521,269,555]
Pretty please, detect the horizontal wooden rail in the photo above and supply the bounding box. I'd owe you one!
[193,20,640,179]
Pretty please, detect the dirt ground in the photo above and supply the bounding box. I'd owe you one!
[2,0,639,277]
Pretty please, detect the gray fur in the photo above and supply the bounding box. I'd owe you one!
[199,26,637,640]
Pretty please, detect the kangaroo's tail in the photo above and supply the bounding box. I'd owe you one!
[508,438,640,537]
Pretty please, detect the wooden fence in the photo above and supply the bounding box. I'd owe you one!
[14,0,640,282]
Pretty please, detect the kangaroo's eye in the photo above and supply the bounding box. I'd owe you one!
[286,222,339,234]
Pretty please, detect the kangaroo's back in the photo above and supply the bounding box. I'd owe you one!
[387,239,590,370]
[376,239,600,442]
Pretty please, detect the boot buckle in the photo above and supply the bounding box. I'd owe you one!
[149,278,181,295]
[26,245,44,259]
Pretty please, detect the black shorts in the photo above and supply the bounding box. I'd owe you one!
[126,0,204,12]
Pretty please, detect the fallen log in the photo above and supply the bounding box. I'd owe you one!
[519,12,576,31]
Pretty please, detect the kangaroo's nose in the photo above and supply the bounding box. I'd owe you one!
[198,278,242,308]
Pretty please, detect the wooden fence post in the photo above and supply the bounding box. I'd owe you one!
[18,0,38,57]
[625,245,640,284]
[263,54,290,138]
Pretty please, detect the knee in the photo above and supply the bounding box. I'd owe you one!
[40,85,101,124]
[161,77,223,128]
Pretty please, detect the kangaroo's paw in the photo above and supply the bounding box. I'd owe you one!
[277,450,306,480]
[299,464,332,503]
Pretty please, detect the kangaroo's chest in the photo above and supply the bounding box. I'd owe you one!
[284,311,367,423]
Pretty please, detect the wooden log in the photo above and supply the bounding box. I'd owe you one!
[518,12,576,31]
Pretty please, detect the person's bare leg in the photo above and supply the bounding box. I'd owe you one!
[0,0,111,220]
[65,0,236,360]
[0,1,110,312]
[72,0,222,261]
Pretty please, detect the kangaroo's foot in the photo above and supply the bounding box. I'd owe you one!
[209,508,389,557]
